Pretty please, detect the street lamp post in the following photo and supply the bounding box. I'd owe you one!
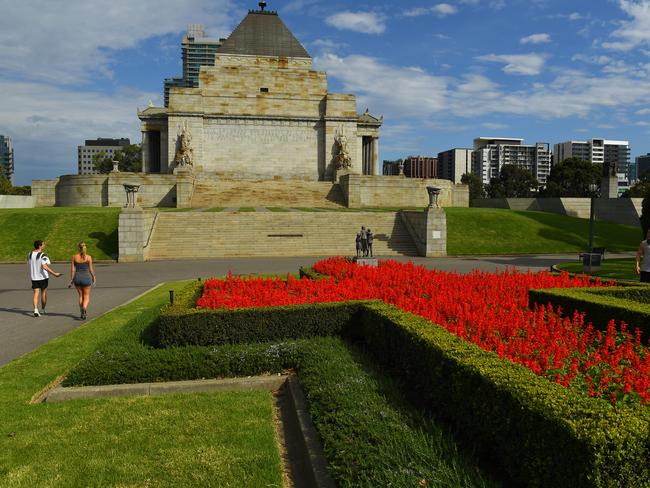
[584,183,600,272]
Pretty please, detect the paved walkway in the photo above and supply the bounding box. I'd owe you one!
[0,254,629,367]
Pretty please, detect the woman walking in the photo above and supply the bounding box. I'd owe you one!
[69,242,96,319]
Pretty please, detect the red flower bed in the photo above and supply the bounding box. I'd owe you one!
[198,258,650,405]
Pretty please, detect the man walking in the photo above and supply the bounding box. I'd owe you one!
[28,240,62,317]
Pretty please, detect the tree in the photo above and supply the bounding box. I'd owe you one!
[623,168,650,197]
[541,157,601,197]
[93,144,142,173]
[485,164,539,198]
[460,172,484,201]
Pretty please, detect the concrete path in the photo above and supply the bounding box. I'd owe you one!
[0,253,632,367]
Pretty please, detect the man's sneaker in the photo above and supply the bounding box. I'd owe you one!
[33,310,40,317]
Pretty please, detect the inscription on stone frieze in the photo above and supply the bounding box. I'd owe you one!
[204,124,317,145]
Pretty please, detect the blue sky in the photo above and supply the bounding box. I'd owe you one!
[2,0,650,184]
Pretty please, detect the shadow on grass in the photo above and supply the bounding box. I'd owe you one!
[89,229,118,259]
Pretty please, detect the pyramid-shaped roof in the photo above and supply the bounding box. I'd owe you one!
[216,10,310,58]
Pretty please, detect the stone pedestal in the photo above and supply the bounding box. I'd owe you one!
[601,176,618,199]
[353,257,378,267]
[424,207,446,257]
[174,167,195,208]
[118,208,156,262]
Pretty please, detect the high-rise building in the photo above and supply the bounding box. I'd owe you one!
[163,24,223,107]
[403,156,438,178]
[636,153,650,180]
[553,139,630,188]
[471,137,551,186]
[382,157,438,178]
[0,135,14,184]
[78,138,130,175]
[437,148,472,183]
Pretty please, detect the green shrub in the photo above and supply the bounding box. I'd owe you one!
[358,302,650,488]
[297,337,497,488]
[158,298,363,347]
[529,286,650,335]
[298,266,326,279]
[64,340,305,386]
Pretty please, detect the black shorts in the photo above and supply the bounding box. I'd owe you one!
[641,271,650,283]
[31,279,49,290]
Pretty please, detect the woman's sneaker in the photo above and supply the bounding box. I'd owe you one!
[33,309,40,317]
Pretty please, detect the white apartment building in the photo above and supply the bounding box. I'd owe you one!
[470,137,551,186]
[437,148,472,183]
[78,138,130,175]
[553,139,630,189]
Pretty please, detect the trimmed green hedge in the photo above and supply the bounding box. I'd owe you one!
[529,285,650,335]
[359,302,650,488]
[66,285,650,487]
[297,337,497,487]
[158,282,363,347]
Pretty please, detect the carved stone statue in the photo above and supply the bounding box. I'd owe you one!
[174,121,194,167]
[334,126,352,170]
[603,160,617,177]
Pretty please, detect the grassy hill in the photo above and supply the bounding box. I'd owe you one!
[445,208,641,255]
[0,207,641,262]
[0,208,120,261]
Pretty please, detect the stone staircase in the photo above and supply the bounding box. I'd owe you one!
[146,211,418,259]
[190,179,346,208]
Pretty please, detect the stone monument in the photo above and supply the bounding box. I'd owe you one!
[138,3,382,180]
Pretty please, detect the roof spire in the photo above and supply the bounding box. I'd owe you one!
[259,1,267,11]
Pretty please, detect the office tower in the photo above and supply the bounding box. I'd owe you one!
[636,153,650,181]
[471,137,551,186]
[0,135,14,184]
[437,148,473,183]
[163,24,223,107]
[78,138,130,175]
[553,139,630,188]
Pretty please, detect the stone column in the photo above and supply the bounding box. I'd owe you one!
[141,131,149,173]
[424,207,446,257]
[372,137,379,176]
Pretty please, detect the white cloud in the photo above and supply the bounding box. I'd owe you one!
[482,122,509,130]
[476,53,547,75]
[0,0,235,85]
[520,33,551,45]
[314,54,448,117]
[0,80,157,183]
[568,12,584,20]
[432,4,458,16]
[325,11,386,34]
[404,4,458,17]
[317,52,650,124]
[604,0,650,51]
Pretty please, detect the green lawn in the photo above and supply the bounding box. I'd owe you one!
[556,258,640,281]
[0,284,283,487]
[0,208,120,261]
[446,208,641,255]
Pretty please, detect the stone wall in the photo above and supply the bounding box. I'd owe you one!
[118,208,157,262]
[31,179,58,207]
[400,209,446,257]
[32,174,177,207]
[162,54,362,181]
[341,175,469,209]
[0,195,35,208]
[472,197,643,228]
